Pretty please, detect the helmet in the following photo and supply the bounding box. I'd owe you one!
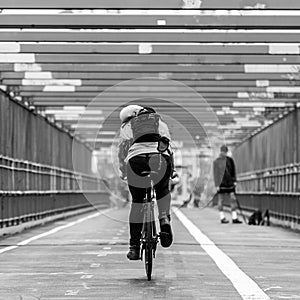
[119,105,143,123]
[138,106,156,114]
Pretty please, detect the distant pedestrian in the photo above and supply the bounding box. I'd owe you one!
[213,145,242,224]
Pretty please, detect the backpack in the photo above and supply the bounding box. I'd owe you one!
[131,112,160,143]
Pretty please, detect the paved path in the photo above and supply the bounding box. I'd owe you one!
[0,206,299,299]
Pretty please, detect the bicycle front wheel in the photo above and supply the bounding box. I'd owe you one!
[144,221,153,281]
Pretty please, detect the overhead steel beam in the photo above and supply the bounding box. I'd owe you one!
[61,117,252,125]
[1,0,300,9]
[2,15,300,29]
[11,80,299,90]
[0,53,300,64]
[26,54,300,64]
[0,64,246,73]
[1,31,300,43]
[17,86,274,93]
[0,5,294,148]
[19,92,242,97]
[6,43,275,54]
[33,100,233,106]
[2,73,298,81]
[31,98,296,104]
[15,88,300,97]
[42,106,274,112]
[1,65,248,75]
[34,102,294,107]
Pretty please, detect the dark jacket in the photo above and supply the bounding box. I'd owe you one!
[213,154,236,193]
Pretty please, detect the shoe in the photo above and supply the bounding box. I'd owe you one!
[126,245,140,260]
[220,218,229,224]
[232,219,243,224]
[159,216,173,248]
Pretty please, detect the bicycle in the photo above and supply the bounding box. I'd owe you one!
[140,170,160,281]
[122,138,171,280]
[140,138,171,281]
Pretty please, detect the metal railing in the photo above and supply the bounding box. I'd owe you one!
[237,163,300,194]
[0,154,104,193]
[0,155,112,228]
[235,163,300,228]
[0,191,111,228]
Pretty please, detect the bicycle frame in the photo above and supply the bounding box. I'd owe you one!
[140,178,159,281]
[139,149,170,281]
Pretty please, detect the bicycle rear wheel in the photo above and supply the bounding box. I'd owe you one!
[144,220,153,281]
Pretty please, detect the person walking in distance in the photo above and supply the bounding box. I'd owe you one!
[213,145,242,224]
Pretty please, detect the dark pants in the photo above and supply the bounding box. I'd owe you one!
[218,192,238,212]
[127,154,172,246]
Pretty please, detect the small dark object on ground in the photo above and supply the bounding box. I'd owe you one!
[248,209,270,226]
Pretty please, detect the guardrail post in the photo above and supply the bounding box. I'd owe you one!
[11,161,15,191]
[53,169,57,191]
[0,195,3,228]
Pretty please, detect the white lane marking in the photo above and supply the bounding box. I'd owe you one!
[0,208,113,253]
[103,247,111,250]
[0,245,18,254]
[0,272,85,276]
[174,209,270,300]
[18,209,113,246]
[21,250,205,257]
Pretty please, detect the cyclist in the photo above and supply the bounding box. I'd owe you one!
[118,104,174,260]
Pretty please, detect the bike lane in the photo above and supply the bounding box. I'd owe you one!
[177,207,300,300]
[0,206,296,299]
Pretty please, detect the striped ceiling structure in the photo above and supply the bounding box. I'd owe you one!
[1,0,300,152]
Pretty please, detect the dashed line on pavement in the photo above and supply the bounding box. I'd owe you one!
[174,208,270,300]
[0,208,114,254]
